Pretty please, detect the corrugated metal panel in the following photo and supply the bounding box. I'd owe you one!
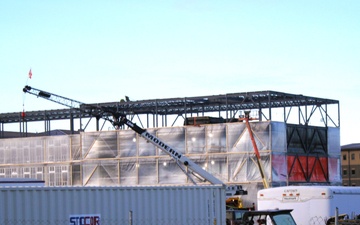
[0,185,226,225]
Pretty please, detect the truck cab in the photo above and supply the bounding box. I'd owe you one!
[226,209,297,225]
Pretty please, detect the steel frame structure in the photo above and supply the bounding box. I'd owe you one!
[0,90,339,138]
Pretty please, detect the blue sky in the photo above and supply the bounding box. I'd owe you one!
[1,1,359,145]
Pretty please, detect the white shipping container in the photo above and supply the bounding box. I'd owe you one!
[0,185,226,225]
[257,186,360,225]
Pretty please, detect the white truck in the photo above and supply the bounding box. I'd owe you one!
[257,186,360,225]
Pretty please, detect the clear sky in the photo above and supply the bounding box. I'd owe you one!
[1,1,359,145]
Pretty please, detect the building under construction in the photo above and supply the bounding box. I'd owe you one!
[0,88,341,205]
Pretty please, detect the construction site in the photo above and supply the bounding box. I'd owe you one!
[0,86,341,224]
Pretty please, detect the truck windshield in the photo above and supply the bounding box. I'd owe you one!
[234,210,245,220]
[272,214,297,225]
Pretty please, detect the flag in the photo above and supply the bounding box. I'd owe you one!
[28,69,32,79]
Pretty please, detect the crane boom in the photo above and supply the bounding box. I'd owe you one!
[23,85,83,108]
[118,115,225,185]
[23,86,243,193]
[243,111,269,189]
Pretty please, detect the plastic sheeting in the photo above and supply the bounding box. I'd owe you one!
[0,121,341,187]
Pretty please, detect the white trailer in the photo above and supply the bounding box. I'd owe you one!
[257,186,360,225]
[0,185,226,225]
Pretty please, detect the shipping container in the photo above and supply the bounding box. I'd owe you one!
[0,185,226,225]
[257,186,360,225]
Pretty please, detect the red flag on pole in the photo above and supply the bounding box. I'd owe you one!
[28,69,32,79]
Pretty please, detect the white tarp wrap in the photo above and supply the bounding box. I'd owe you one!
[0,121,340,188]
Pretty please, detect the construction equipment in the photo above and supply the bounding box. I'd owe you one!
[226,195,254,210]
[226,209,297,225]
[185,112,269,209]
[118,114,223,184]
[115,114,246,196]
[22,85,117,131]
[224,111,269,210]
[184,112,269,190]
[23,85,83,108]
[22,86,246,194]
[241,110,269,189]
